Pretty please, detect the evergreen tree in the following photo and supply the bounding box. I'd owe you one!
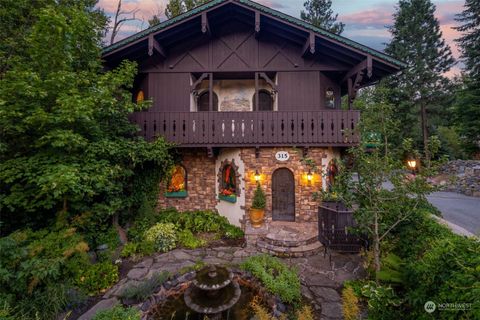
[165,0,208,19]
[148,15,161,27]
[385,0,454,165]
[300,0,345,34]
[455,0,480,80]
[453,0,480,156]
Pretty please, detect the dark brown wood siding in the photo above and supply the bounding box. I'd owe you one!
[148,73,191,111]
[277,71,320,110]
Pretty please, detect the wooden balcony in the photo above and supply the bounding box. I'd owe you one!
[129,110,360,147]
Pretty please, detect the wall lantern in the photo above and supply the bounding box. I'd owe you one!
[307,170,313,183]
[407,158,417,174]
[254,170,261,182]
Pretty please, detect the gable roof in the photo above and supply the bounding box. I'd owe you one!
[102,0,405,68]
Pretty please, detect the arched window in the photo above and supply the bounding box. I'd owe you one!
[327,159,338,191]
[253,90,273,111]
[165,165,187,197]
[325,87,335,109]
[136,90,144,103]
[218,160,240,203]
[197,91,218,111]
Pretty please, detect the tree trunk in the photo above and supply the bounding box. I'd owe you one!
[373,211,381,283]
[421,103,430,167]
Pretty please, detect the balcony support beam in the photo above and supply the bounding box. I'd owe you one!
[190,73,209,93]
[254,72,259,111]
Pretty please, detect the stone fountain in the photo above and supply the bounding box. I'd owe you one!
[184,265,241,319]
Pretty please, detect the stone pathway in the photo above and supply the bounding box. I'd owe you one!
[78,246,363,320]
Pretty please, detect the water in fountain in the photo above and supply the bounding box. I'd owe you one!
[149,265,272,320]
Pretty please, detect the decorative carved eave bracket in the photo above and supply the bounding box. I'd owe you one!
[342,56,373,108]
[148,34,166,58]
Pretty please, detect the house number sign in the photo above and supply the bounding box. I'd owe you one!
[275,151,290,161]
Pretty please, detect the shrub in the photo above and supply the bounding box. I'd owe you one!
[342,286,360,320]
[223,224,245,239]
[144,223,177,252]
[119,271,169,303]
[177,229,206,249]
[121,242,155,260]
[241,254,301,304]
[0,228,91,318]
[295,305,314,320]
[76,262,119,295]
[360,282,402,319]
[251,183,266,209]
[92,305,141,320]
[250,296,275,320]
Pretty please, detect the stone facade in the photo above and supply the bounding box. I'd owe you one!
[158,147,337,225]
[158,149,217,211]
[433,160,480,197]
[240,147,326,223]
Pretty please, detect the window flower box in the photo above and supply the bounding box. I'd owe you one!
[219,194,237,203]
[165,190,188,198]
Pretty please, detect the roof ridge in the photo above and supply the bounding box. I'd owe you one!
[102,0,406,68]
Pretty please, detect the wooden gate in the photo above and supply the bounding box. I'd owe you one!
[272,168,295,221]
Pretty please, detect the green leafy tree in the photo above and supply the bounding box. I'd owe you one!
[385,0,454,165]
[300,0,345,34]
[0,3,172,234]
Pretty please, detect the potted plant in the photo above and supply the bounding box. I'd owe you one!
[250,183,266,228]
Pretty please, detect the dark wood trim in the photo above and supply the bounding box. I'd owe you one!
[148,34,166,58]
[201,12,210,36]
[341,57,371,83]
[254,72,259,111]
[366,55,373,78]
[255,11,261,38]
[209,72,213,111]
[302,32,316,57]
[259,72,277,92]
[190,73,209,92]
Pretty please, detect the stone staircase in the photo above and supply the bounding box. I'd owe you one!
[247,222,323,258]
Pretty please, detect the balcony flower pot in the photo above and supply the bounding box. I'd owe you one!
[250,183,266,228]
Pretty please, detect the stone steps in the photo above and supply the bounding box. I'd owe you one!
[262,233,319,247]
[256,239,323,258]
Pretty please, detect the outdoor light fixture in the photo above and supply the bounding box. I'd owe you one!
[254,170,261,182]
[307,170,313,182]
[407,158,417,175]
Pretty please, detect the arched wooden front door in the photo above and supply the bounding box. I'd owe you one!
[272,168,295,221]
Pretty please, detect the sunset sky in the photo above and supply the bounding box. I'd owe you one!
[97,0,465,75]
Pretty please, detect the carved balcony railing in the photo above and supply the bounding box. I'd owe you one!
[129,110,360,147]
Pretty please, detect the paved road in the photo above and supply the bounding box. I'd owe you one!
[427,191,480,236]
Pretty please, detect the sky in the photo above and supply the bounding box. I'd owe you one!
[97,0,465,76]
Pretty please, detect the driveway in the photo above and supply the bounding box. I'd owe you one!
[427,191,480,236]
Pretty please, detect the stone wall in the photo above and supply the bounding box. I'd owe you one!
[240,147,327,223]
[435,160,480,197]
[158,149,217,211]
[158,147,336,225]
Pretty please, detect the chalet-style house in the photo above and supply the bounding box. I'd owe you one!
[103,0,403,255]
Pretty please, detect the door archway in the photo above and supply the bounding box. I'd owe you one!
[272,168,295,221]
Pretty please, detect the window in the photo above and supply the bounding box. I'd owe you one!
[253,90,273,111]
[325,87,335,109]
[165,165,187,198]
[326,159,338,191]
[136,90,144,103]
[218,160,240,203]
[197,91,218,111]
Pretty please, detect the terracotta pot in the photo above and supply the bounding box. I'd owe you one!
[249,208,264,228]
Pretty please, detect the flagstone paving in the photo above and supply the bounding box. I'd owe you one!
[79,246,364,320]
